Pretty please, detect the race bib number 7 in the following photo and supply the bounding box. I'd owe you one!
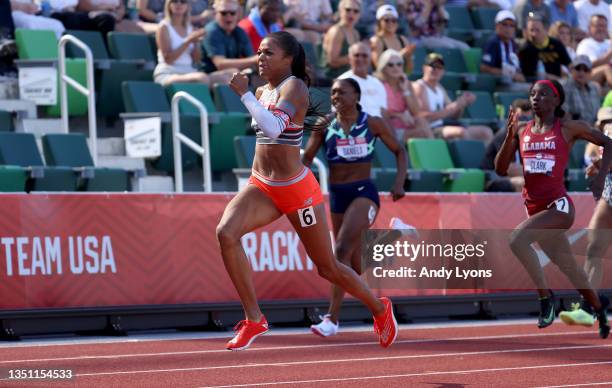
[553,197,569,214]
[298,206,317,227]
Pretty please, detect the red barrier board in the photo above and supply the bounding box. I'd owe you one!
[0,193,607,309]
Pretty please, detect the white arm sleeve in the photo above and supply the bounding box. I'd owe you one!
[240,91,289,139]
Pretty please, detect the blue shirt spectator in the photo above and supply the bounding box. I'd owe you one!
[547,0,578,29]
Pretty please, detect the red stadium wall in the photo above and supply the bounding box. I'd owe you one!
[0,193,608,310]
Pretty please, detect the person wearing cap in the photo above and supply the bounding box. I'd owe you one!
[513,0,551,32]
[576,14,612,90]
[322,0,361,79]
[481,10,527,87]
[562,55,601,125]
[201,0,258,74]
[370,4,416,74]
[338,42,388,118]
[414,53,494,142]
[517,12,571,81]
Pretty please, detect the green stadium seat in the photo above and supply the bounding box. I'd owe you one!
[445,6,475,44]
[234,136,256,168]
[0,110,13,131]
[42,133,129,191]
[372,140,444,192]
[15,29,88,117]
[15,29,57,59]
[494,91,529,119]
[465,73,498,93]
[432,48,468,73]
[64,30,153,118]
[213,84,248,113]
[471,7,498,30]
[0,133,77,191]
[447,140,486,169]
[407,138,485,192]
[412,45,428,73]
[569,140,587,169]
[458,90,499,129]
[108,32,157,63]
[122,81,204,173]
[463,48,482,74]
[166,83,250,172]
[440,73,464,93]
[0,166,27,192]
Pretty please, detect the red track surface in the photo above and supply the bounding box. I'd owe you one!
[0,322,611,387]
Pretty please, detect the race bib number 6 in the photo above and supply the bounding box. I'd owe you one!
[298,206,317,227]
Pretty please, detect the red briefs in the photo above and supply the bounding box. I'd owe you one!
[249,167,324,214]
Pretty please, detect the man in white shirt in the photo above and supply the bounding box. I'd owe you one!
[575,0,612,33]
[338,42,387,118]
[576,13,612,88]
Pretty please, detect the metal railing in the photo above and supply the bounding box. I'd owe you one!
[58,35,98,164]
[171,92,212,193]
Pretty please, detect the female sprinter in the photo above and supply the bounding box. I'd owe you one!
[216,31,398,351]
[303,78,406,337]
[495,79,611,338]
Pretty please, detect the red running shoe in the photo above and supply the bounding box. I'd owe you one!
[225,316,269,351]
[373,297,398,348]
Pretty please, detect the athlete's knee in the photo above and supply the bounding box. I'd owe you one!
[216,221,240,247]
[317,263,339,282]
[509,229,528,252]
[587,239,609,258]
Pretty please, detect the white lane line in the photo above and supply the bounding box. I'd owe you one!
[46,344,612,379]
[532,382,612,388]
[0,319,542,348]
[198,361,612,388]
[0,330,596,364]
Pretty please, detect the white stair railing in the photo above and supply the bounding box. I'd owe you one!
[171,92,212,193]
[58,35,98,164]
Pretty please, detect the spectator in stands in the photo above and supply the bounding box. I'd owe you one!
[154,0,234,86]
[376,49,433,142]
[10,0,65,38]
[322,0,361,79]
[481,10,528,88]
[201,0,257,74]
[77,0,144,33]
[405,0,469,51]
[517,12,571,81]
[338,42,388,118]
[414,53,494,142]
[576,14,612,90]
[513,0,551,32]
[575,0,612,34]
[370,4,416,75]
[548,0,583,39]
[137,0,212,32]
[480,98,528,192]
[549,20,576,61]
[49,0,116,36]
[446,0,512,8]
[281,0,332,44]
[562,55,601,125]
[238,0,281,53]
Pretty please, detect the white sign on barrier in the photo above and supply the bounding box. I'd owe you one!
[124,117,162,158]
[18,67,57,105]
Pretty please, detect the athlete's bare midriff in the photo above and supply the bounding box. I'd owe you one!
[252,143,304,180]
[329,162,371,184]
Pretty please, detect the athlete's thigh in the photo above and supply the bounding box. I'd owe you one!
[588,200,612,253]
[336,198,378,259]
[218,184,283,237]
[286,203,336,266]
[331,212,344,239]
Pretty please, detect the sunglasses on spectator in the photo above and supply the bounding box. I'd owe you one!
[429,64,444,70]
[382,18,397,24]
[344,8,360,14]
[500,22,516,28]
[219,10,237,16]
[574,65,590,72]
[386,62,403,68]
[171,0,188,4]
[352,53,369,58]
